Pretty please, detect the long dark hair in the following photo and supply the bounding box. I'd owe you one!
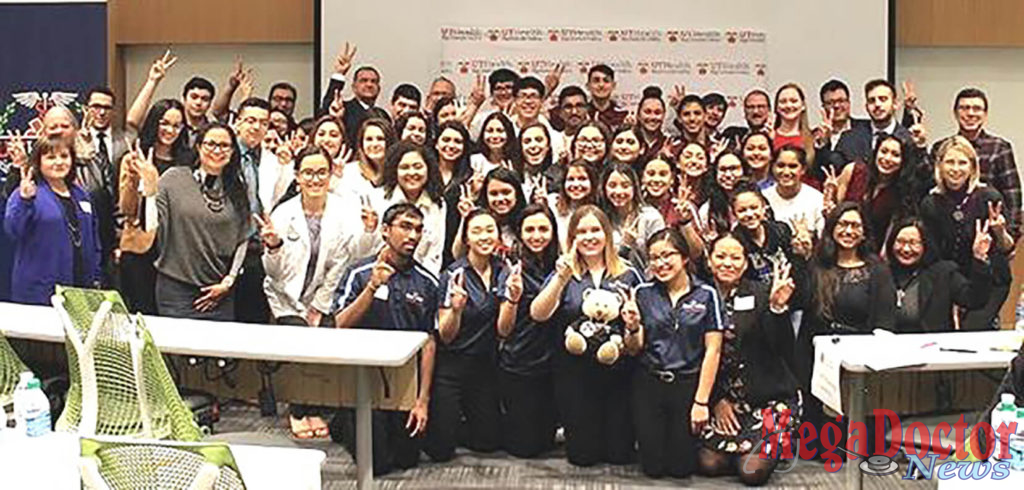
[885,216,939,269]
[475,111,519,164]
[139,98,190,163]
[355,117,396,168]
[516,203,559,276]
[434,120,472,192]
[600,162,644,227]
[193,122,250,218]
[382,140,443,205]
[708,151,748,234]
[310,115,346,160]
[515,121,554,176]
[477,167,526,227]
[864,135,924,229]
[557,159,599,215]
[812,201,877,320]
[609,123,648,166]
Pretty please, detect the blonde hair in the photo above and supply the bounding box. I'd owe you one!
[934,135,980,193]
[566,204,628,278]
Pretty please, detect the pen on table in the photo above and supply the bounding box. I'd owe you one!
[919,341,937,349]
[939,347,977,354]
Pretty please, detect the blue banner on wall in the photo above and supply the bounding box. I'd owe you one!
[0,1,107,300]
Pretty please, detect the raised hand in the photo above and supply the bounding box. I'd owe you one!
[328,88,346,120]
[369,248,396,289]
[6,130,28,168]
[986,200,1006,233]
[972,219,992,262]
[902,80,919,110]
[457,182,478,219]
[622,215,641,248]
[148,48,178,83]
[337,144,354,165]
[237,66,255,101]
[530,175,548,205]
[789,215,813,259]
[555,238,578,280]
[710,138,728,161]
[18,164,36,199]
[668,84,686,111]
[769,259,796,310]
[814,108,833,146]
[623,109,637,127]
[505,261,523,304]
[544,63,565,96]
[822,166,840,215]
[253,213,282,249]
[448,269,468,311]
[131,141,159,196]
[288,129,309,154]
[334,42,357,77]
[469,74,486,106]
[619,288,641,332]
[673,182,695,223]
[359,194,378,233]
[227,57,245,89]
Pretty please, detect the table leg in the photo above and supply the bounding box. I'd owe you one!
[845,373,864,490]
[356,365,374,490]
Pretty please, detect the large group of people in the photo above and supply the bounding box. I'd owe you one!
[1,40,1020,485]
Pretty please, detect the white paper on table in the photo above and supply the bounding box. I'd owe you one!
[811,339,843,415]
[863,329,928,371]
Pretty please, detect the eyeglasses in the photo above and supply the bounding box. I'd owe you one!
[201,140,234,153]
[894,238,922,248]
[577,137,604,147]
[836,220,863,231]
[517,93,542,101]
[271,95,295,103]
[562,102,588,112]
[88,104,114,112]
[299,168,331,181]
[649,250,681,264]
[824,98,849,107]
[956,104,986,114]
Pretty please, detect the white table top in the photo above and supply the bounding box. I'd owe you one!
[812,330,1022,373]
[0,432,326,490]
[0,301,428,367]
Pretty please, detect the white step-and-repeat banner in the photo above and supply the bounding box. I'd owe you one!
[438,26,767,125]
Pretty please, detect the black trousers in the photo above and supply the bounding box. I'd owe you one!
[553,352,635,466]
[234,248,270,324]
[424,351,500,461]
[631,368,698,478]
[119,248,158,315]
[332,407,422,476]
[498,369,555,458]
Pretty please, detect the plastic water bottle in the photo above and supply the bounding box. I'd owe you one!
[992,393,1016,461]
[13,372,51,437]
[1010,407,1024,471]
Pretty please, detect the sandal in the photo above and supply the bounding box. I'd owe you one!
[289,416,315,439]
[307,416,330,439]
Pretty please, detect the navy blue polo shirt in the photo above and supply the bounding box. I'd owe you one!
[545,266,644,331]
[437,256,510,357]
[498,263,553,376]
[635,276,727,373]
[334,256,440,333]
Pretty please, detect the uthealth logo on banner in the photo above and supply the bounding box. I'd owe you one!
[745,409,1017,481]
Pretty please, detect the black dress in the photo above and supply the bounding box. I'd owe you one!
[703,279,802,455]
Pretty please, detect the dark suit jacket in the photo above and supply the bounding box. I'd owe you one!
[895,259,992,333]
[318,76,379,147]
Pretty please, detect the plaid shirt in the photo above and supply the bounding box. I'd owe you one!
[932,130,1022,241]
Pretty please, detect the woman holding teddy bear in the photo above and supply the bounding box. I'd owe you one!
[530,205,643,467]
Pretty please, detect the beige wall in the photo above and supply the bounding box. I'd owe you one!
[122,44,315,120]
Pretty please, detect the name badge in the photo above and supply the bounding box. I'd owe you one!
[373,284,390,300]
[734,295,755,311]
[79,201,93,214]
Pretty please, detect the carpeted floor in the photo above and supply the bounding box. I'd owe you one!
[216,403,936,489]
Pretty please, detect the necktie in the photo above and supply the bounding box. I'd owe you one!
[96,131,110,169]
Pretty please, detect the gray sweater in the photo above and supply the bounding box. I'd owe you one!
[155,167,248,287]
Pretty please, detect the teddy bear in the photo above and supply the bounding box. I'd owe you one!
[564,288,626,365]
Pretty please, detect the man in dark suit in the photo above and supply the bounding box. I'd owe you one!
[81,88,128,286]
[318,42,382,147]
[817,79,871,169]
[719,88,772,146]
[831,79,929,169]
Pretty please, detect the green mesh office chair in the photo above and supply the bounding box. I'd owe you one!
[52,286,201,441]
[79,436,246,490]
[0,330,30,406]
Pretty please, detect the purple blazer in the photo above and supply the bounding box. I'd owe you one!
[4,181,101,305]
